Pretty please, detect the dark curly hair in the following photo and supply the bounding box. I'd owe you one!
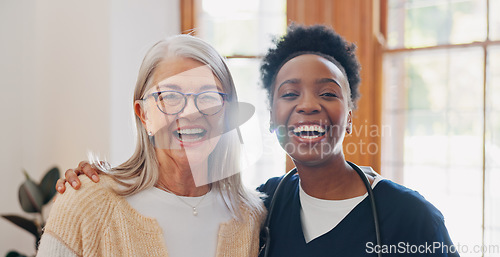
[260,24,361,108]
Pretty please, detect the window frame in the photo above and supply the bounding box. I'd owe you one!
[382,0,500,253]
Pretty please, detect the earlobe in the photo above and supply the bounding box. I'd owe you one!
[346,111,353,134]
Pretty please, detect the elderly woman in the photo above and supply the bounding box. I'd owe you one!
[37,34,265,257]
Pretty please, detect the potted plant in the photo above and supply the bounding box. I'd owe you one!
[1,167,60,257]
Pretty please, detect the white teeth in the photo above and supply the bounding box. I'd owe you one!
[178,128,204,135]
[292,125,326,139]
[292,125,325,134]
[179,137,202,142]
[300,135,320,139]
[176,128,206,142]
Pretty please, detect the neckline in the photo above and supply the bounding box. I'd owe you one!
[101,175,241,235]
[91,176,163,234]
[298,173,384,203]
[295,181,375,245]
[153,186,213,216]
[153,186,213,199]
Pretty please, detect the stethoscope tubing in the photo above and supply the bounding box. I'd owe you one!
[261,161,382,257]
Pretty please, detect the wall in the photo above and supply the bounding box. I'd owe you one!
[0,0,179,255]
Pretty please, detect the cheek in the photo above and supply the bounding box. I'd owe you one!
[202,111,225,155]
[207,109,226,133]
[325,107,349,134]
[331,108,347,122]
[144,106,176,134]
[271,101,292,125]
[270,103,291,146]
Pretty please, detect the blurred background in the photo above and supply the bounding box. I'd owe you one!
[1,0,499,256]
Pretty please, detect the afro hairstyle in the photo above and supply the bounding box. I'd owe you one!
[260,24,361,108]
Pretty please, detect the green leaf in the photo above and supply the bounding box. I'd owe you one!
[39,167,60,204]
[6,251,28,257]
[18,177,43,213]
[1,215,40,239]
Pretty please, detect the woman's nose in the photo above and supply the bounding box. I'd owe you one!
[179,97,201,119]
[296,93,321,114]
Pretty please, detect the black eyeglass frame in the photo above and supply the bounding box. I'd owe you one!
[143,90,228,116]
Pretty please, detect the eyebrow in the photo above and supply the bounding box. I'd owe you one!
[276,78,341,91]
[200,84,222,92]
[158,84,180,91]
[316,78,342,88]
[277,78,300,91]
[155,84,222,92]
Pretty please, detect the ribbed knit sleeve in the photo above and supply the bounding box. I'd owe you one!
[39,176,118,256]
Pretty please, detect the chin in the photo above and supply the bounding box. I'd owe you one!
[289,153,328,167]
[284,142,342,167]
[183,151,211,166]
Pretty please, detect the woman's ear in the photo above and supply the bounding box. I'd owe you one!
[346,110,353,134]
[135,100,154,136]
[134,100,147,126]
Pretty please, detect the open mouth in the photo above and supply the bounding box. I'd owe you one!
[292,125,326,139]
[173,128,208,142]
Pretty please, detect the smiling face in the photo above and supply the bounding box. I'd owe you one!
[137,56,225,168]
[271,54,352,166]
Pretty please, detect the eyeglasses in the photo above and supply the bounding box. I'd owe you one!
[143,90,227,116]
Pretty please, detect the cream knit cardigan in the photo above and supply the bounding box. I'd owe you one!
[37,176,265,257]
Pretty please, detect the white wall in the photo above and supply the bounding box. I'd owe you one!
[109,0,180,164]
[0,0,179,255]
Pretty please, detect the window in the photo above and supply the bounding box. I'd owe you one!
[383,0,500,255]
[193,0,287,188]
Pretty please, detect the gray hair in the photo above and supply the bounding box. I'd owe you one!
[93,34,264,219]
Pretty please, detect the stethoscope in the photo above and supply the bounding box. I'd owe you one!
[261,161,382,257]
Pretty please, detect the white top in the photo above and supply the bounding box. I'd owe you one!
[299,166,383,243]
[126,187,232,257]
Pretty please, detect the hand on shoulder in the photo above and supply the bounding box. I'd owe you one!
[56,161,103,194]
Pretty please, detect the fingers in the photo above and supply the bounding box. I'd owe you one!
[64,168,81,189]
[79,161,100,182]
[56,178,66,194]
[56,161,103,194]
